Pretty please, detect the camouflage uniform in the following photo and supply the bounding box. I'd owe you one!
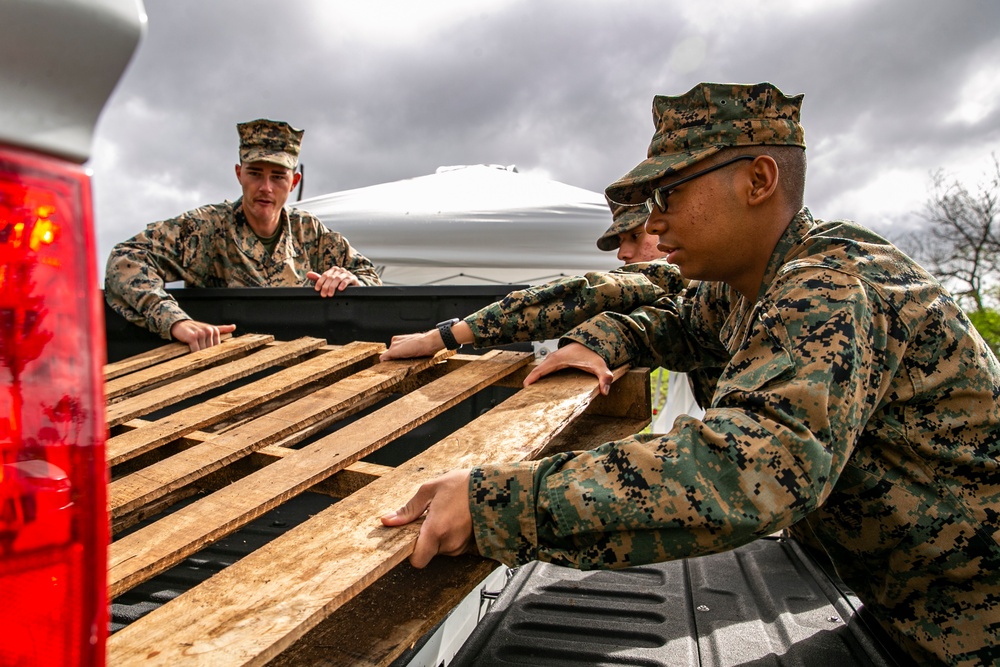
[460,84,1000,665]
[465,209,1000,666]
[105,202,382,338]
[104,118,382,339]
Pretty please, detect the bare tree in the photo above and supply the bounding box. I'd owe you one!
[917,154,1000,311]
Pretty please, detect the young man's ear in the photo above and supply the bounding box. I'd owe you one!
[747,155,779,206]
[291,171,302,189]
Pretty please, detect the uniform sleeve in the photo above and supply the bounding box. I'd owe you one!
[104,213,199,339]
[464,262,686,347]
[469,266,894,569]
[314,226,383,286]
[558,279,733,372]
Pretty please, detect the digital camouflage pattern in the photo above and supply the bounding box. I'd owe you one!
[465,209,1000,666]
[596,196,650,251]
[464,261,686,346]
[105,200,382,338]
[237,119,303,170]
[605,82,806,206]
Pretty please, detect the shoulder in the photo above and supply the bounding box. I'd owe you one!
[162,200,236,228]
[781,217,944,318]
[286,206,325,227]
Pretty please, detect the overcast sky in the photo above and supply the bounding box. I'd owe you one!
[90,0,1000,283]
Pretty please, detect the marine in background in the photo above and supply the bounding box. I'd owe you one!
[105,119,381,351]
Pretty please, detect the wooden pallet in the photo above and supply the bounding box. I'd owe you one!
[104,333,651,666]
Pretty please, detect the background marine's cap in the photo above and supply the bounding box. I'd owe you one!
[237,119,303,170]
[597,196,649,251]
[605,82,805,205]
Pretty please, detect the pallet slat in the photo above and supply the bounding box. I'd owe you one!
[107,349,530,598]
[104,333,272,400]
[106,341,383,466]
[104,340,194,380]
[107,348,436,521]
[107,365,621,666]
[105,336,315,428]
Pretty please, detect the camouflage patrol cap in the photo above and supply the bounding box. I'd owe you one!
[605,82,805,205]
[237,119,303,170]
[597,196,649,251]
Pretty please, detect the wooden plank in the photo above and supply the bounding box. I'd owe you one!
[269,556,499,667]
[104,333,272,400]
[276,396,646,667]
[105,341,383,466]
[106,350,529,599]
[103,340,193,381]
[107,350,444,521]
[105,335,311,429]
[106,365,629,666]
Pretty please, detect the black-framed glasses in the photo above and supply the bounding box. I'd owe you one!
[645,155,756,214]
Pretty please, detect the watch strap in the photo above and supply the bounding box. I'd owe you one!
[436,318,462,350]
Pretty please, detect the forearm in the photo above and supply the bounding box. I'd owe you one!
[104,245,191,339]
[465,265,676,348]
[470,407,830,570]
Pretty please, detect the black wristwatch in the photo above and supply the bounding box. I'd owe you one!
[436,318,462,350]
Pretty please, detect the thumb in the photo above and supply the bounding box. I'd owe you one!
[306,271,320,281]
[599,370,614,395]
[380,490,431,526]
[218,324,237,333]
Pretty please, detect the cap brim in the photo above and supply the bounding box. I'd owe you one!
[241,149,297,170]
[596,206,649,251]
[605,146,721,205]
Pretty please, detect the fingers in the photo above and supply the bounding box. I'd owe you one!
[523,342,614,395]
[380,470,474,569]
[170,320,236,352]
[379,331,441,361]
[308,268,360,297]
[380,490,431,527]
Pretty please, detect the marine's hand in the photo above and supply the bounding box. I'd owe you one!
[380,469,475,569]
[307,267,361,297]
[379,330,443,361]
[170,319,237,352]
[523,341,614,395]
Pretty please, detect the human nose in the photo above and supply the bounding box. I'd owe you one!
[617,246,629,262]
[644,210,666,237]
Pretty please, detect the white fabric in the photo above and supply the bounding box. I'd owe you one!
[651,371,705,433]
[296,164,618,285]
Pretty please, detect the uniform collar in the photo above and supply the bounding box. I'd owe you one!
[233,198,290,234]
[756,207,814,301]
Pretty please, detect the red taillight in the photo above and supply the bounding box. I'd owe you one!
[0,145,108,667]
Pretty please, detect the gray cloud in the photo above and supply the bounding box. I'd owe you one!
[90,0,1000,281]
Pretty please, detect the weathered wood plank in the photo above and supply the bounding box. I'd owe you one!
[106,350,528,599]
[106,341,383,466]
[107,350,445,521]
[105,336,312,428]
[104,333,272,400]
[106,365,628,665]
[269,556,500,667]
[103,340,194,381]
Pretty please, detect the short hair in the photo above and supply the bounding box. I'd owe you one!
[719,145,806,210]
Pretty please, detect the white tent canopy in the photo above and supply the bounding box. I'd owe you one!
[299,164,703,428]
[296,164,618,285]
